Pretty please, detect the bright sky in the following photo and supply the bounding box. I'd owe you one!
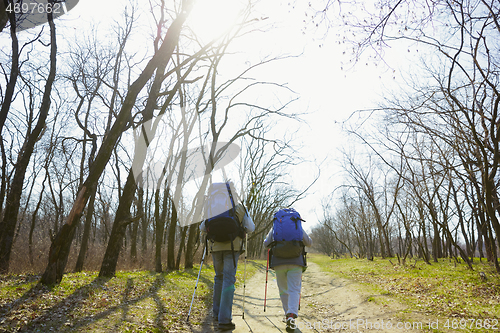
[59,0,414,230]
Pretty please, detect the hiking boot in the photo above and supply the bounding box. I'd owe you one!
[218,321,236,331]
[286,313,297,332]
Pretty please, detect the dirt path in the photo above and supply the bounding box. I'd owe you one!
[190,261,428,332]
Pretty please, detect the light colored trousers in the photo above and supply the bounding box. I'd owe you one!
[275,264,302,316]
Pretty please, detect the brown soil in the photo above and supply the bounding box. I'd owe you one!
[189,261,432,332]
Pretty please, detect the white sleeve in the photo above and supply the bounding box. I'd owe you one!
[243,211,255,233]
[199,220,206,234]
[302,230,313,247]
[263,229,274,247]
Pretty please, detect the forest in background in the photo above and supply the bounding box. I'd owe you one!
[1,0,500,290]
[0,0,315,286]
[309,0,500,273]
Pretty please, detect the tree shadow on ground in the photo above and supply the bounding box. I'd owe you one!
[0,274,48,319]
[183,265,216,332]
[0,269,214,333]
[19,272,175,333]
[1,260,254,332]
[15,275,113,332]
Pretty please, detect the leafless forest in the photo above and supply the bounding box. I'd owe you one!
[1,0,500,289]
[0,0,313,286]
[309,0,500,273]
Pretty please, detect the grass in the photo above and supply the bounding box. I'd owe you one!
[309,254,500,332]
[0,259,259,332]
[7,253,497,332]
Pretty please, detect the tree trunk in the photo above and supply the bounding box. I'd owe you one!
[40,186,86,285]
[483,176,500,273]
[40,7,190,285]
[184,223,199,269]
[372,207,387,258]
[130,187,144,261]
[75,185,97,272]
[175,226,187,270]
[99,172,137,277]
[141,189,149,254]
[167,197,178,270]
[432,223,441,263]
[98,10,197,276]
[0,8,56,274]
[29,174,47,265]
[0,5,19,135]
[155,187,168,273]
[0,7,18,213]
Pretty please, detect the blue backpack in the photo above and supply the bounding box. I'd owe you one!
[272,208,305,258]
[204,182,245,265]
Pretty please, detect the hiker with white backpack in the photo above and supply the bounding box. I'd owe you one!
[199,181,255,331]
[263,208,312,332]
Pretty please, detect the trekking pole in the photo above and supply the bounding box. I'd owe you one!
[187,244,207,322]
[264,248,270,312]
[298,272,303,311]
[242,233,248,319]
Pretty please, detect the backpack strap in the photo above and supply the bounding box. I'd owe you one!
[205,234,209,257]
[225,182,236,211]
[226,182,238,267]
[225,182,248,266]
[230,239,236,267]
[302,241,307,271]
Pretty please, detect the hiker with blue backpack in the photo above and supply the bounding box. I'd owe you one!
[264,208,312,332]
[199,181,255,331]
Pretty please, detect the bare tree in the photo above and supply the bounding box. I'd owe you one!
[0,3,57,274]
[66,25,126,272]
[0,2,8,33]
[310,0,500,273]
[179,31,305,266]
[0,0,19,135]
[238,126,317,258]
[40,0,192,285]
